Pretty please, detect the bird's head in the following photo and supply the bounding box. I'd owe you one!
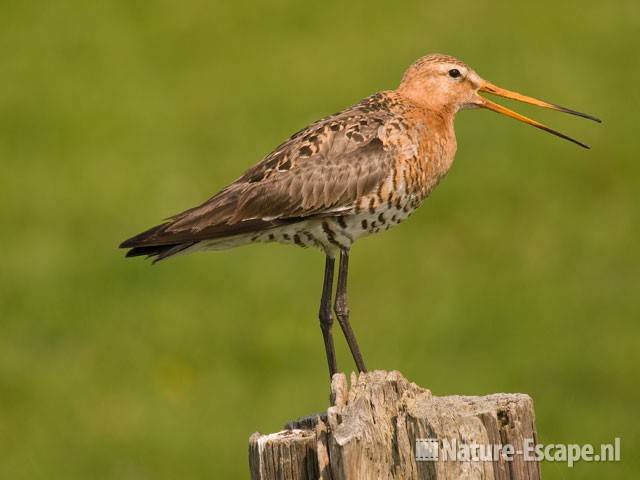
[398,54,601,148]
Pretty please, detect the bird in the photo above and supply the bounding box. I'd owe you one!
[120,54,600,379]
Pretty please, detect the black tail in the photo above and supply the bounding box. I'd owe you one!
[120,223,196,263]
[119,214,296,262]
[123,242,196,263]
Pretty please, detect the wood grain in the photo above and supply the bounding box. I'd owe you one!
[249,370,540,480]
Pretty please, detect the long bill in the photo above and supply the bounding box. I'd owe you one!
[477,82,601,149]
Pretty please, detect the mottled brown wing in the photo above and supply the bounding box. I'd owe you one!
[121,98,397,248]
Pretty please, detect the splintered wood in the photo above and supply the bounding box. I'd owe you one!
[249,370,540,480]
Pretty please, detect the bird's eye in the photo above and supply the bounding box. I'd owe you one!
[448,69,461,79]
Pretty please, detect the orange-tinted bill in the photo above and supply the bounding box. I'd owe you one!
[478,82,601,149]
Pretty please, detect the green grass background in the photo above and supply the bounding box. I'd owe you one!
[1,0,638,478]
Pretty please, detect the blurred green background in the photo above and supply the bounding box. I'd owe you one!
[1,0,638,478]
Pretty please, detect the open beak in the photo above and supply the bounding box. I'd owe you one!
[477,82,601,149]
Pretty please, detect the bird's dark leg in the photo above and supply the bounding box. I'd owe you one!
[334,248,367,373]
[319,256,338,379]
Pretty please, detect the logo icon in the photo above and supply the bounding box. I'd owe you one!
[416,439,439,461]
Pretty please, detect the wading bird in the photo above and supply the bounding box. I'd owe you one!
[120,54,600,378]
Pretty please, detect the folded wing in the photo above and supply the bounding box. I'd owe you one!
[120,97,400,259]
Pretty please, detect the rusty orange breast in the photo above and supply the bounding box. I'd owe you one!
[400,106,457,200]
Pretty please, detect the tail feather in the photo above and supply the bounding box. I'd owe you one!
[119,213,304,262]
[124,242,196,263]
[119,223,168,249]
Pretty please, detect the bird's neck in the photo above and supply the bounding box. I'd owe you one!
[424,108,457,171]
[402,99,459,195]
[385,90,458,170]
[396,82,459,117]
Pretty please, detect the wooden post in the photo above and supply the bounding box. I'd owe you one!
[249,370,540,480]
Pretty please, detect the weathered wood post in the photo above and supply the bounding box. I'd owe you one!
[249,370,540,480]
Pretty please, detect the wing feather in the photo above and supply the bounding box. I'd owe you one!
[120,94,403,249]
